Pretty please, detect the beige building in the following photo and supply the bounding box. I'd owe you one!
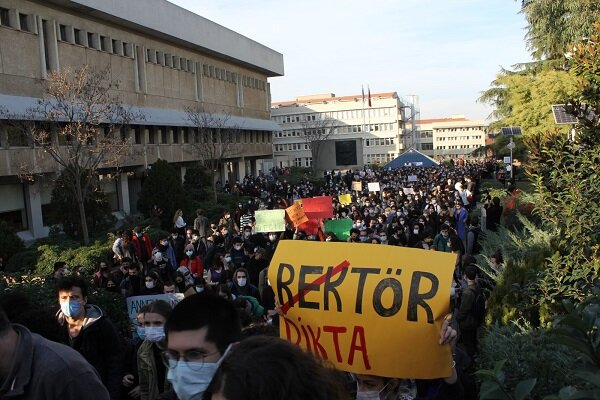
[0,0,283,240]
[408,115,487,159]
[270,92,407,168]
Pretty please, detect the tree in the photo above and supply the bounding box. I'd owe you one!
[300,115,336,173]
[5,65,141,244]
[185,106,241,202]
[520,0,600,60]
[137,159,190,230]
[479,66,578,134]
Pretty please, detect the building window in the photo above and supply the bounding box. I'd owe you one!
[148,127,155,144]
[183,128,189,143]
[7,126,29,147]
[160,128,167,144]
[172,128,179,144]
[59,24,68,41]
[19,13,30,32]
[87,32,96,48]
[74,29,84,45]
[0,8,10,27]
[123,42,131,57]
[134,126,142,145]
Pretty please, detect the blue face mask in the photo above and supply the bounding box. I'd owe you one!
[145,326,165,343]
[167,344,232,400]
[136,326,146,340]
[60,300,82,318]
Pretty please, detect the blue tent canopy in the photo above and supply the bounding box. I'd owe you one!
[385,148,439,168]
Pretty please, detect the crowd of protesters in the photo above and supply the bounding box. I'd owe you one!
[1,159,505,400]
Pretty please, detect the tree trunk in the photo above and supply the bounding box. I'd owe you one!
[74,176,90,244]
[212,170,218,203]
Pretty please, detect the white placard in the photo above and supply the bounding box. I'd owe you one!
[367,182,381,192]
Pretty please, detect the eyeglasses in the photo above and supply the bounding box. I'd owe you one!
[160,349,220,371]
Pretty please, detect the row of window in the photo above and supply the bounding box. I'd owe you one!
[200,64,266,91]
[436,144,481,150]
[0,7,34,33]
[365,138,395,146]
[272,107,397,124]
[57,22,133,57]
[365,153,395,163]
[274,143,309,152]
[436,127,485,132]
[293,157,312,167]
[145,48,193,71]
[0,125,271,148]
[421,143,434,150]
[437,135,483,141]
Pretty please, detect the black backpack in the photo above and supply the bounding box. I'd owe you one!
[470,288,486,323]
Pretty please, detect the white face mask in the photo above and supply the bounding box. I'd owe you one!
[269,235,277,242]
[186,251,194,257]
[234,244,243,250]
[413,229,419,235]
[237,277,247,287]
[145,326,165,342]
[356,381,389,400]
[145,281,155,289]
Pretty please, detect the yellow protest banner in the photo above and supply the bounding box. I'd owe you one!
[338,194,352,206]
[268,241,455,379]
[285,203,309,228]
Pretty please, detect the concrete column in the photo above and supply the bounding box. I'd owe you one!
[36,16,47,79]
[250,159,257,177]
[180,166,187,185]
[236,158,245,182]
[24,182,45,239]
[118,173,131,215]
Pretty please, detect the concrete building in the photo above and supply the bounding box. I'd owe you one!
[270,92,407,168]
[407,115,487,159]
[0,0,283,240]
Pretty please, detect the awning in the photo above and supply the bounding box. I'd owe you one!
[0,94,282,132]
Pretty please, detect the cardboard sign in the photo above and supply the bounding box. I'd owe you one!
[286,203,309,228]
[302,196,333,219]
[403,187,415,195]
[408,175,418,182]
[127,294,184,326]
[297,219,320,235]
[367,182,380,192]
[268,241,455,379]
[352,181,362,191]
[503,156,511,164]
[338,194,352,206]
[324,219,353,241]
[294,199,303,207]
[255,209,286,233]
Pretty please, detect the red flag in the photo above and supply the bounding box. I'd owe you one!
[368,86,372,107]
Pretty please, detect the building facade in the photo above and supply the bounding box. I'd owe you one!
[270,92,407,168]
[408,115,487,159]
[0,0,283,240]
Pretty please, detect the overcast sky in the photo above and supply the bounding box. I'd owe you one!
[171,0,533,120]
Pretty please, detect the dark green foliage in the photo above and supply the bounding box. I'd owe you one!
[490,133,528,161]
[4,249,39,273]
[478,324,579,399]
[34,238,113,277]
[0,221,25,266]
[46,171,115,240]
[137,159,191,230]
[183,166,211,201]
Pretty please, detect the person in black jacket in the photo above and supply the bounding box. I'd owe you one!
[56,276,124,400]
[485,197,503,231]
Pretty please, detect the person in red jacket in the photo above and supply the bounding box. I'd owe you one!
[132,226,153,265]
[179,244,203,278]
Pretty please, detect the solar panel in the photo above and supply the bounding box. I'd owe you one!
[552,104,578,125]
[501,127,522,136]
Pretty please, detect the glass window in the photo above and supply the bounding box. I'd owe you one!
[19,13,29,32]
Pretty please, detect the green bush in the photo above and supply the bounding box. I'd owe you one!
[4,249,39,273]
[34,238,113,276]
[479,323,579,399]
[0,221,25,266]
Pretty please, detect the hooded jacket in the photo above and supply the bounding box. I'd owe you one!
[57,304,124,400]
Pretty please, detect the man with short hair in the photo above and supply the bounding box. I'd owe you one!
[193,209,209,240]
[56,276,124,400]
[456,265,483,358]
[158,294,241,400]
[0,305,110,399]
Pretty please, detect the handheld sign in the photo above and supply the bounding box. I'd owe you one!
[367,182,380,192]
[286,203,309,228]
[324,219,353,241]
[408,175,418,182]
[255,209,286,233]
[403,188,415,195]
[127,293,184,326]
[268,241,455,379]
[338,194,352,206]
[352,181,362,191]
[302,196,333,219]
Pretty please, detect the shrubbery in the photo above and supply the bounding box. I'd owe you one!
[0,221,25,266]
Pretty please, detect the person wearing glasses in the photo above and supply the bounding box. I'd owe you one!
[156,294,240,400]
[137,300,172,400]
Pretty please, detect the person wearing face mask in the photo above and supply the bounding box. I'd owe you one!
[377,230,388,245]
[180,245,203,278]
[149,250,175,284]
[120,263,144,298]
[142,271,164,295]
[157,294,241,400]
[168,230,186,267]
[407,222,425,249]
[132,226,154,266]
[230,238,249,269]
[93,261,114,289]
[218,211,239,235]
[244,247,268,287]
[230,268,260,301]
[137,300,173,400]
[206,253,229,286]
[56,276,124,400]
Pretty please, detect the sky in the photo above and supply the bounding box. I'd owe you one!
[171,0,533,121]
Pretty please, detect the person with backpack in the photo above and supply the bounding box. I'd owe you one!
[456,265,485,359]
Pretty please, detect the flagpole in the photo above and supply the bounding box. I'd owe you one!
[361,85,366,134]
[367,85,371,132]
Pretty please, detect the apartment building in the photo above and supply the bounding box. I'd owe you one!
[0,0,283,240]
[270,92,407,168]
